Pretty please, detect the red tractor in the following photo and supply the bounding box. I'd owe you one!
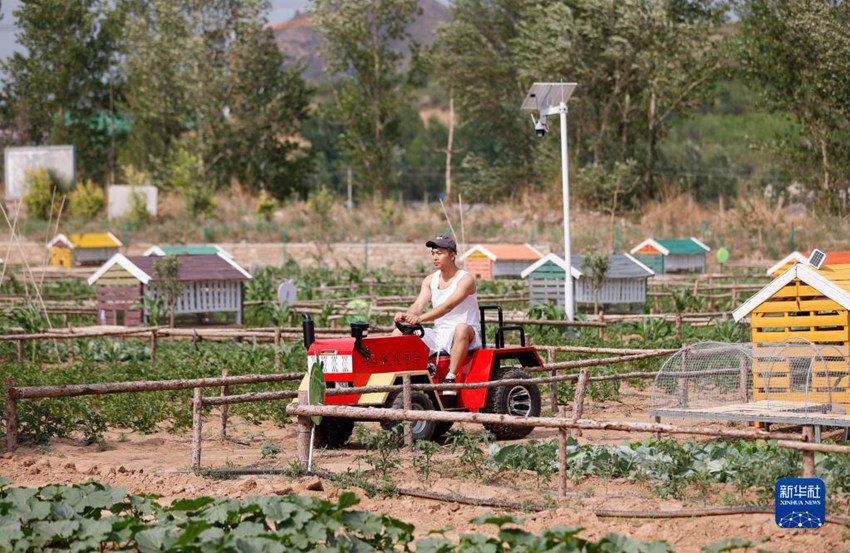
[298,306,543,447]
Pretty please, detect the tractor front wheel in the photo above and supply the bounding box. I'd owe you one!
[483,367,541,440]
[313,417,355,449]
[381,391,436,441]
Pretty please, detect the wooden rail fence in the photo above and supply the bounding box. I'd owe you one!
[285,387,837,498]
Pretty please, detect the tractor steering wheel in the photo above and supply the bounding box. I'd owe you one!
[395,320,425,338]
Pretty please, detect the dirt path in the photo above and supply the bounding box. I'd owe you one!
[2,385,845,552]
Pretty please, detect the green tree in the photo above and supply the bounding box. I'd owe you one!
[431,0,536,201]
[122,0,314,198]
[1,0,126,182]
[312,0,421,200]
[581,251,609,315]
[434,0,728,202]
[737,0,850,214]
[152,255,182,328]
[222,13,314,200]
[512,0,729,197]
[168,148,216,220]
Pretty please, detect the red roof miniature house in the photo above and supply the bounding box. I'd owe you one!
[459,244,544,280]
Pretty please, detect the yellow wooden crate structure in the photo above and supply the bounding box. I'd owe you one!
[47,232,122,267]
[734,263,850,412]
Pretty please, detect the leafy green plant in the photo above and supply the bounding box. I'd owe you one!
[22,167,67,221]
[151,256,182,327]
[449,431,493,479]
[0,481,674,551]
[667,287,704,314]
[629,317,673,343]
[711,318,749,342]
[256,190,277,222]
[245,266,275,302]
[69,179,106,219]
[356,427,401,481]
[261,441,282,459]
[581,250,609,315]
[143,292,166,326]
[307,185,335,220]
[127,187,151,225]
[169,148,216,219]
[489,440,558,488]
[413,439,441,485]
[79,408,108,446]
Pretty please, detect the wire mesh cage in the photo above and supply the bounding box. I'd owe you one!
[650,339,850,424]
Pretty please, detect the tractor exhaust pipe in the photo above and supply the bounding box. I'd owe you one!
[301,313,315,349]
[350,321,371,359]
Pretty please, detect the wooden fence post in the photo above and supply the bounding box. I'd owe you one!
[739,357,749,402]
[547,347,558,410]
[802,426,815,478]
[296,389,312,471]
[571,368,589,438]
[274,327,282,370]
[68,334,75,365]
[598,311,606,341]
[191,387,203,471]
[16,340,24,363]
[558,405,567,498]
[150,329,158,365]
[220,369,229,439]
[707,275,714,311]
[402,376,413,447]
[5,378,17,452]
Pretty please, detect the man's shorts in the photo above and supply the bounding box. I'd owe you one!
[421,324,482,355]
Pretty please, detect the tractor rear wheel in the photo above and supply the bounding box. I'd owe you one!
[313,417,354,449]
[381,391,436,441]
[483,367,541,440]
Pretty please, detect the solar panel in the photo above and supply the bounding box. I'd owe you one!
[807,249,826,269]
[520,83,577,113]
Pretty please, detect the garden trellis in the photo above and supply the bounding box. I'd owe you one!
[650,340,850,440]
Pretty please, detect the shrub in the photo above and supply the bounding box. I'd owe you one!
[307,185,335,218]
[256,191,276,222]
[122,164,149,186]
[22,167,66,220]
[69,179,106,219]
[169,148,215,219]
[127,188,150,224]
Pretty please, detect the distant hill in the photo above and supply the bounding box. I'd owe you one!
[273,0,450,82]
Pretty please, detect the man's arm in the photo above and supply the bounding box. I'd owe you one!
[410,273,476,324]
[394,274,433,323]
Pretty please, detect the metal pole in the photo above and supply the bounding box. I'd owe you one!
[281,226,288,266]
[364,227,369,272]
[559,102,574,321]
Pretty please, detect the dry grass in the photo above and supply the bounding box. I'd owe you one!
[3,185,847,268]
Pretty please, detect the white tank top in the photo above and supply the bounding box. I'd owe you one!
[430,269,480,333]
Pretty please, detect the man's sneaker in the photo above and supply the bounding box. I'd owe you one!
[442,375,457,396]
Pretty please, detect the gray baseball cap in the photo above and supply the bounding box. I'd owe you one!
[426,235,457,251]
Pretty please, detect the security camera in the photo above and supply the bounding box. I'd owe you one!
[530,113,548,138]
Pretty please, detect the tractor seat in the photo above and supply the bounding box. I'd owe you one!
[432,346,479,358]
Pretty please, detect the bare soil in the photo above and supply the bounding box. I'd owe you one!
[3,384,847,552]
